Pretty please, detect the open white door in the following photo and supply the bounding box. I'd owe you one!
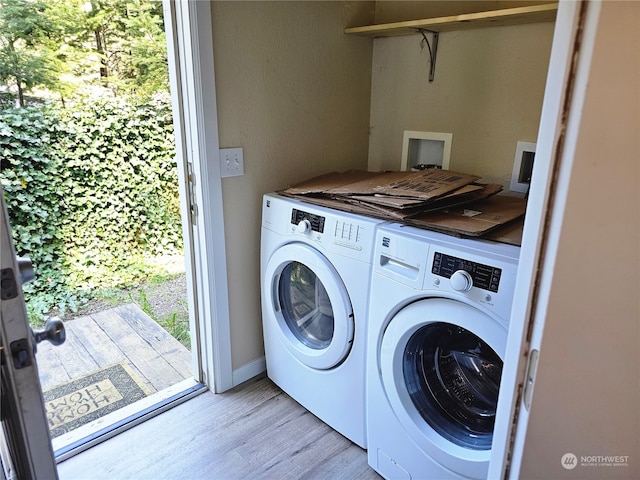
[489,1,624,477]
[1,186,63,480]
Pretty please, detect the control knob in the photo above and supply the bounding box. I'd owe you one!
[450,270,473,292]
[296,219,311,234]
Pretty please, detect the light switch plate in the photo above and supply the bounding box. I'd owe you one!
[220,147,244,177]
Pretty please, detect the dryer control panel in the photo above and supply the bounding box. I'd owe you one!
[334,219,364,247]
[287,205,376,259]
[290,208,366,247]
[291,209,325,233]
[432,252,502,293]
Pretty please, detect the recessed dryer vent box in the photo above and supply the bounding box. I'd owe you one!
[401,131,452,171]
[510,141,536,193]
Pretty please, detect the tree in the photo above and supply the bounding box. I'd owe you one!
[0,0,92,107]
[0,0,60,107]
[82,0,168,98]
[121,0,169,96]
[0,0,168,106]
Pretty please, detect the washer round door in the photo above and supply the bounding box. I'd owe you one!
[264,243,354,370]
[379,297,506,477]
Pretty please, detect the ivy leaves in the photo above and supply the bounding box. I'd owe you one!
[0,94,181,322]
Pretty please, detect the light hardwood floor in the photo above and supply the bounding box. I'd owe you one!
[57,375,382,480]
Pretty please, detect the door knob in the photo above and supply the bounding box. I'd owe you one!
[16,256,35,284]
[9,317,66,369]
[33,317,66,347]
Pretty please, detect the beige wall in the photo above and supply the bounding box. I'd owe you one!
[367,18,554,186]
[208,1,640,473]
[210,1,375,370]
[210,0,555,374]
[519,1,640,477]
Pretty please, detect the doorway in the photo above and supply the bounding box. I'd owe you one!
[51,0,235,459]
[0,0,204,456]
[1,0,234,465]
[1,2,234,473]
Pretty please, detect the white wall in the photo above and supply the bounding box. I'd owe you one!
[519,1,640,477]
[367,12,554,186]
[210,1,374,373]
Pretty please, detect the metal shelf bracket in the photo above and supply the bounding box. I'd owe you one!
[417,28,439,83]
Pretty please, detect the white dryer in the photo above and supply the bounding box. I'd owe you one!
[260,193,383,448]
[366,223,520,479]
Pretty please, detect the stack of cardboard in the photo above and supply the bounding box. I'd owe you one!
[280,170,526,245]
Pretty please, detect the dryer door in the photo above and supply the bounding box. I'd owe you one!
[379,298,506,477]
[264,243,354,370]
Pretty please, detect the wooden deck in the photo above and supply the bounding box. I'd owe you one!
[37,303,193,394]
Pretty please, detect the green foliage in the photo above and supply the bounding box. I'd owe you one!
[100,0,169,97]
[0,93,181,322]
[0,0,81,106]
[0,0,168,105]
[161,306,190,350]
[130,288,190,349]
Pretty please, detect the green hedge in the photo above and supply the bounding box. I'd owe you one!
[1,94,182,322]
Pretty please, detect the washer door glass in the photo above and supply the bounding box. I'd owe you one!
[379,297,507,467]
[403,322,502,450]
[264,242,354,370]
[278,261,334,349]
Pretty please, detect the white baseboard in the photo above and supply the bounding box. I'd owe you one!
[232,356,266,386]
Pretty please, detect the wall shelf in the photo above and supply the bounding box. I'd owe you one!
[344,3,558,37]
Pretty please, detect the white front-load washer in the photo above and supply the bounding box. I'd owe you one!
[366,223,520,479]
[260,193,383,448]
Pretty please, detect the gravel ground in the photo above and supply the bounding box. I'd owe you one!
[70,274,188,321]
[144,274,188,320]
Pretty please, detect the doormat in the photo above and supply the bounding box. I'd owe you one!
[43,363,149,438]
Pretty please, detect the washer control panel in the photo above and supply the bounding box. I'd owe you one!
[291,208,325,233]
[432,252,502,293]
